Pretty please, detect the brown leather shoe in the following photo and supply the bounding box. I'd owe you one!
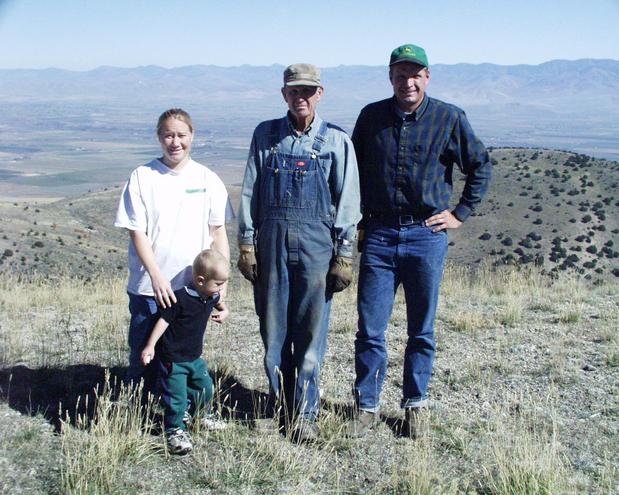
[403,407,429,439]
[292,419,319,443]
[346,410,378,438]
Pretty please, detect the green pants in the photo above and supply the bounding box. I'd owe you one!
[157,357,214,431]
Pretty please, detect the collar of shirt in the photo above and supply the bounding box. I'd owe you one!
[285,112,324,138]
[184,285,219,304]
[390,95,430,122]
[154,158,196,176]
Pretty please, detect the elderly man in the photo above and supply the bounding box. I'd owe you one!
[237,63,361,441]
[348,44,492,438]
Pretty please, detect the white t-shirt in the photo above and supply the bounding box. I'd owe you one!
[114,158,228,296]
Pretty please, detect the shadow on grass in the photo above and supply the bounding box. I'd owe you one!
[0,365,406,438]
[0,364,270,433]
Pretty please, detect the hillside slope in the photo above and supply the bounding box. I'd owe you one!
[0,148,618,282]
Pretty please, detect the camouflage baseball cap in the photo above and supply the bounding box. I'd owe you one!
[283,63,322,87]
[389,44,429,68]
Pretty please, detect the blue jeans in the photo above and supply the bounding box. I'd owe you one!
[126,293,160,393]
[354,221,448,411]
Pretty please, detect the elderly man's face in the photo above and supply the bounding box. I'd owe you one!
[281,85,323,124]
[390,63,430,112]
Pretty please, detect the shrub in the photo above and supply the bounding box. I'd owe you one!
[527,232,542,241]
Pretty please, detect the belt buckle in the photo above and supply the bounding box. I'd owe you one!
[398,215,415,226]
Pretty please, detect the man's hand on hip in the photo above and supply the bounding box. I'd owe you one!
[328,256,353,293]
[237,245,257,283]
[424,210,462,232]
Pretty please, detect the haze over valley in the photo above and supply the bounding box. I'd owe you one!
[1,59,618,200]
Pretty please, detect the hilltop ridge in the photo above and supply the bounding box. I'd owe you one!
[1,147,617,282]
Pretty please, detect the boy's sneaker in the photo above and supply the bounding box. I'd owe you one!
[200,413,227,431]
[166,428,193,455]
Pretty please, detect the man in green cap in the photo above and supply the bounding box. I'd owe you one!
[237,63,361,442]
[348,44,492,438]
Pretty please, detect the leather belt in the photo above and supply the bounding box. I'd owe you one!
[367,212,424,226]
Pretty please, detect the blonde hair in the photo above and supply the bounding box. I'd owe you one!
[192,249,230,281]
[156,108,194,136]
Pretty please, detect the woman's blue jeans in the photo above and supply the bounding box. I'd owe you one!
[126,293,160,393]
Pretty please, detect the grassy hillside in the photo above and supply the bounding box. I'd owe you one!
[1,147,618,282]
[0,147,618,493]
[0,265,617,494]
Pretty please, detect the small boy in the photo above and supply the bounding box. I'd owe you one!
[141,248,230,455]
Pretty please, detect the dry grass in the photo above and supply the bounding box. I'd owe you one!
[60,375,161,494]
[1,265,617,494]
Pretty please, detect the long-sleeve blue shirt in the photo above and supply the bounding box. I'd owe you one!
[238,113,361,257]
[352,95,492,223]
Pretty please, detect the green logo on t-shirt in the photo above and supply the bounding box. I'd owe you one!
[186,188,206,194]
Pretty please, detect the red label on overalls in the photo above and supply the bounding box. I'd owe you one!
[295,161,306,167]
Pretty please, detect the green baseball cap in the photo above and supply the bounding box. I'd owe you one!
[283,63,322,87]
[389,44,429,68]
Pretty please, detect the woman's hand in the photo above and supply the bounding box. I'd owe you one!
[150,272,177,308]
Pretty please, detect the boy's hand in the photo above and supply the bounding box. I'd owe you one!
[211,302,229,324]
[141,347,155,366]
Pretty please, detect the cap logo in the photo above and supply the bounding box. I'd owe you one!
[295,160,306,167]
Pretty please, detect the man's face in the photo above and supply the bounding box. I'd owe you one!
[389,63,430,112]
[281,85,323,123]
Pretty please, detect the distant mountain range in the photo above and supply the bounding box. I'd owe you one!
[1,59,618,159]
[2,59,618,109]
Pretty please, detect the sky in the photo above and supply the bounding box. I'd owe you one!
[0,0,618,70]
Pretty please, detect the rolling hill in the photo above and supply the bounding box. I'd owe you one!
[1,147,617,283]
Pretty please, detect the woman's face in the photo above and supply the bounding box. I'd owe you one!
[158,117,194,169]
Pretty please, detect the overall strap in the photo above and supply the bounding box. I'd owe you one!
[269,118,283,153]
[311,121,329,155]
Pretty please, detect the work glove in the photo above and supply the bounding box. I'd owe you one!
[237,245,257,283]
[328,256,353,293]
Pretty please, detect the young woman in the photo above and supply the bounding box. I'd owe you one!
[115,108,230,391]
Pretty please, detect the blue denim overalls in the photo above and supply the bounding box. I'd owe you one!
[255,121,334,421]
